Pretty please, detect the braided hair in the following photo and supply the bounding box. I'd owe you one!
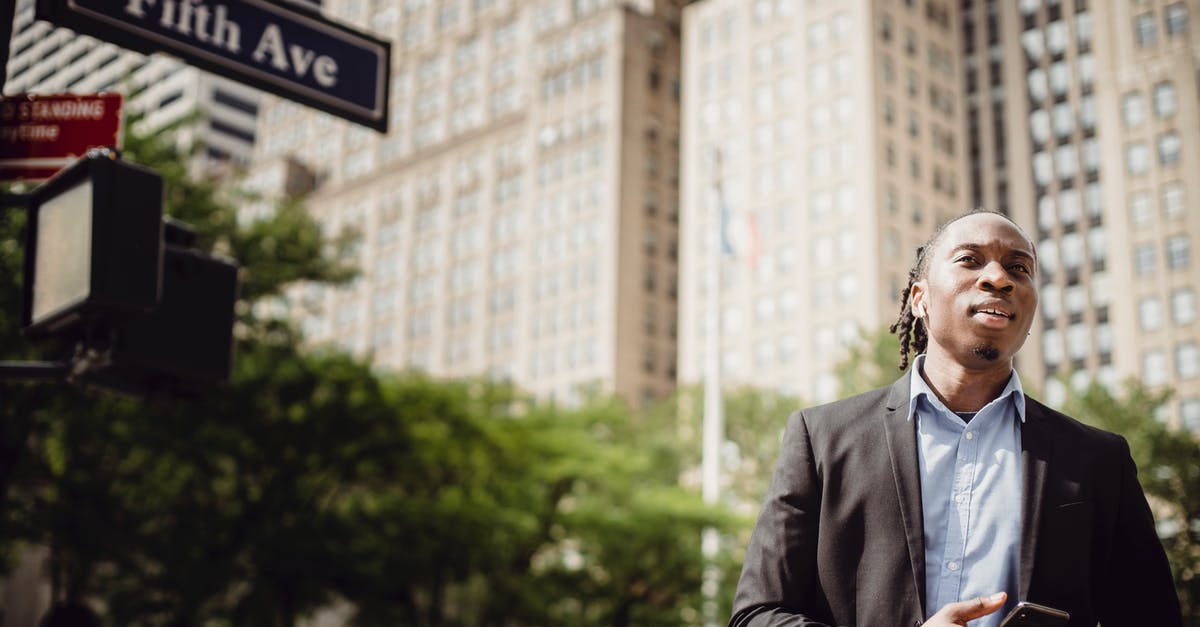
[889,244,930,372]
[888,209,1035,371]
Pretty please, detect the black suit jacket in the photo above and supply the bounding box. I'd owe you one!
[730,373,1182,627]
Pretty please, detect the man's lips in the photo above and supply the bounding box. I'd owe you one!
[973,307,1013,319]
[971,303,1016,327]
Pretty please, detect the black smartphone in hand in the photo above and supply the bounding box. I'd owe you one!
[998,602,1070,627]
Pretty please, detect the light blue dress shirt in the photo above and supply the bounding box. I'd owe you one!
[908,355,1024,627]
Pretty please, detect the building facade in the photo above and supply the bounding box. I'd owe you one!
[678,0,969,403]
[965,0,1200,427]
[248,0,685,408]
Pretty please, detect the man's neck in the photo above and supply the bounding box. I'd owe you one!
[919,350,1013,413]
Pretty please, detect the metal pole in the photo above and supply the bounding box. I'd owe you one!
[701,148,725,626]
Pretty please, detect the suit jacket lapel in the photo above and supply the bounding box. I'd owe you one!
[882,373,927,616]
[1019,401,1053,600]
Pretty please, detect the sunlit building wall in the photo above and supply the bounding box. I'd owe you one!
[678,0,969,403]
[965,0,1200,428]
[248,0,685,408]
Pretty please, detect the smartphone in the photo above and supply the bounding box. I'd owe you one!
[998,601,1070,627]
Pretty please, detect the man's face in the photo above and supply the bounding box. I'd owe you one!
[910,213,1038,369]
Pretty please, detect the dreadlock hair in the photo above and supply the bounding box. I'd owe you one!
[888,208,1035,371]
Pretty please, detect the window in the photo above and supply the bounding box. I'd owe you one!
[1033,151,1053,186]
[1046,20,1068,54]
[1027,68,1048,101]
[1121,91,1145,127]
[1177,343,1199,379]
[808,20,829,49]
[1162,182,1186,219]
[1061,233,1084,269]
[1182,398,1200,432]
[1129,190,1153,225]
[1043,328,1063,366]
[1125,142,1149,176]
[1064,323,1088,361]
[1134,243,1157,276]
[1056,144,1078,180]
[1135,12,1158,46]
[1021,28,1045,59]
[1052,102,1073,138]
[1166,235,1190,269]
[1048,61,1069,96]
[1143,350,1169,386]
[1153,81,1178,117]
[1172,288,1197,325]
[1158,132,1181,165]
[1140,297,1164,331]
[1166,3,1189,36]
[1030,109,1050,144]
[1042,283,1062,319]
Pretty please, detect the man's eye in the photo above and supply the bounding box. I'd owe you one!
[956,255,977,264]
[1011,264,1032,274]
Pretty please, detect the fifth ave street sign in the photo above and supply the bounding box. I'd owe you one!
[35,0,390,132]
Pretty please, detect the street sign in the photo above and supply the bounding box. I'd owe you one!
[0,93,123,181]
[35,0,390,132]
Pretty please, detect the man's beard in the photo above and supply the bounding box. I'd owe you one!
[972,345,1000,361]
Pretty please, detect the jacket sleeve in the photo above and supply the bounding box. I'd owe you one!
[1095,437,1183,626]
[728,411,839,627]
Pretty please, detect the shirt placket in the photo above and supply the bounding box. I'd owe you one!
[939,423,977,607]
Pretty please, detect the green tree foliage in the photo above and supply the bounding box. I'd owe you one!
[1,123,725,625]
[836,327,1200,621]
[646,385,805,620]
[835,327,902,398]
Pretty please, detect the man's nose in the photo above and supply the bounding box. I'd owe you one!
[978,261,1014,292]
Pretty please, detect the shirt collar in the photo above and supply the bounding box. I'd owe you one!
[906,354,1026,423]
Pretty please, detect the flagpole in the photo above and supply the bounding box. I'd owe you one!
[701,148,724,626]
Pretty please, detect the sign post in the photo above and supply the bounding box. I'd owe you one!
[0,93,123,181]
[35,0,390,132]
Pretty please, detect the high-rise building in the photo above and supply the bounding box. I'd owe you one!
[964,0,1200,427]
[247,0,685,408]
[4,0,262,167]
[678,0,969,403]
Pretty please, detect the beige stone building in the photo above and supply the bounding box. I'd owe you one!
[678,0,969,403]
[248,0,685,408]
[965,0,1200,427]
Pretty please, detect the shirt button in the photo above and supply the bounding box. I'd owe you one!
[948,561,960,571]
[955,494,967,504]
[964,432,975,440]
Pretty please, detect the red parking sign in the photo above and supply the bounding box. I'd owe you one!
[0,93,123,181]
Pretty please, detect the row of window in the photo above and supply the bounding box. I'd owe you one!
[1123,82,1179,128]
[1125,133,1183,176]
[1143,343,1199,387]
[1139,289,1198,332]
[1133,4,1189,48]
[1129,182,1188,226]
[1043,322,1112,366]
[1134,236,1192,276]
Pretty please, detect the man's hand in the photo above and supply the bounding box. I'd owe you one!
[921,592,1007,626]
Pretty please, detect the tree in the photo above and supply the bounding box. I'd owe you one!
[2,119,730,626]
[645,385,805,621]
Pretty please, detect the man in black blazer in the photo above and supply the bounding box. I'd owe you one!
[730,211,1182,626]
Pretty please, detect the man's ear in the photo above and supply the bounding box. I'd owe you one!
[910,280,927,319]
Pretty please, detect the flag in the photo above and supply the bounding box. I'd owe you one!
[720,197,760,268]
